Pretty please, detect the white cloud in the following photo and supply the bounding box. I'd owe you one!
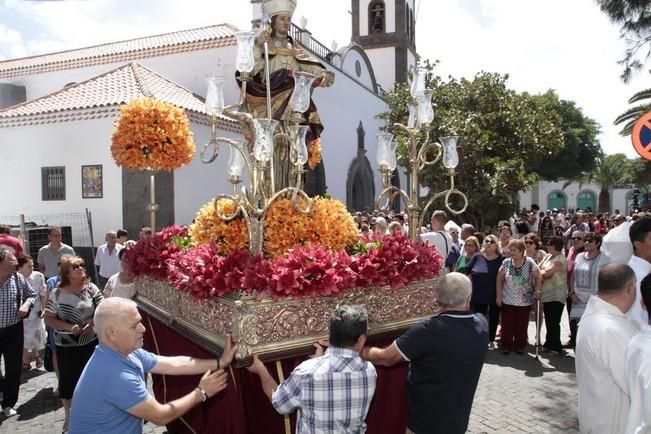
[0,0,646,157]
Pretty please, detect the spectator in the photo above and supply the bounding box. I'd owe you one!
[538,236,567,355]
[496,239,541,355]
[564,212,590,249]
[467,234,503,349]
[17,256,47,370]
[420,210,453,259]
[94,231,123,290]
[44,256,104,433]
[499,225,513,251]
[116,229,129,245]
[69,298,237,433]
[247,305,376,433]
[564,230,585,348]
[45,254,73,389]
[524,232,545,264]
[454,235,479,274]
[362,273,488,434]
[372,216,388,236]
[625,272,651,434]
[388,220,402,234]
[0,225,24,257]
[0,247,36,417]
[103,248,136,299]
[627,217,651,330]
[569,232,606,321]
[538,214,555,247]
[576,264,638,434]
[138,227,152,240]
[38,227,75,279]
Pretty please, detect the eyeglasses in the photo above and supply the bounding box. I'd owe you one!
[464,243,476,248]
[484,239,495,244]
[71,263,85,270]
[572,237,583,241]
[583,238,595,243]
[525,241,535,245]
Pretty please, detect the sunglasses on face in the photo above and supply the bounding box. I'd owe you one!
[583,238,595,243]
[525,241,535,245]
[71,263,85,270]
[484,240,495,244]
[572,237,583,241]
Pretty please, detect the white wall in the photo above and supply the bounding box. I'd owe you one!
[340,48,376,92]
[0,118,121,245]
[365,47,396,91]
[360,0,396,36]
[519,180,633,214]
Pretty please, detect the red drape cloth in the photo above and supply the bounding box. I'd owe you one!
[141,310,410,434]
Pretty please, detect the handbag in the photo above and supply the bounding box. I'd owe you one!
[43,345,54,372]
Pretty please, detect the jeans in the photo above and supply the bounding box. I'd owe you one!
[0,322,24,408]
[471,302,500,342]
[543,301,564,352]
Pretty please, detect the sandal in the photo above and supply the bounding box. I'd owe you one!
[35,357,43,369]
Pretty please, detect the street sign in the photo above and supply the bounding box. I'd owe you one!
[632,112,651,160]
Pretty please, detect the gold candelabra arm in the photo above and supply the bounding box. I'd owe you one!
[375,186,411,214]
[417,175,469,230]
[417,141,443,170]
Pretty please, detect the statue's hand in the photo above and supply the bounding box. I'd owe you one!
[319,71,335,88]
[256,29,271,46]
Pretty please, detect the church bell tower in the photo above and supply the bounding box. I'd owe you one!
[351,0,417,92]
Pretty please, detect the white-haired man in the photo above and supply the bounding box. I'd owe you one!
[68,298,238,433]
[362,273,488,434]
[94,231,123,290]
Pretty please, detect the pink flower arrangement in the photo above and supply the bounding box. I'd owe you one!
[124,225,188,280]
[127,227,442,300]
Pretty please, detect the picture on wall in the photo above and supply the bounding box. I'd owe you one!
[82,164,103,198]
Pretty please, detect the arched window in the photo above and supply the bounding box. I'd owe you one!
[577,190,596,213]
[368,0,385,34]
[547,190,567,211]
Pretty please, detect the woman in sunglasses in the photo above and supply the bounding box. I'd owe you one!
[467,234,504,349]
[524,232,545,264]
[44,256,104,433]
[569,232,606,323]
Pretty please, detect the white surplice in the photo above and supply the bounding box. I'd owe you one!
[576,295,639,434]
[627,255,651,330]
[625,324,651,434]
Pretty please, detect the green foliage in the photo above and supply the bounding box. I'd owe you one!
[623,157,651,190]
[527,91,601,179]
[378,67,571,228]
[596,0,651,82]
[615,87,651,135]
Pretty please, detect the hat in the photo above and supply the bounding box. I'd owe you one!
[262,0,297,17]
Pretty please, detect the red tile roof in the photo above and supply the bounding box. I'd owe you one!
[0,24,237,79]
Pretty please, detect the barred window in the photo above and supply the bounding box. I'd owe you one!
[41,166,66,201]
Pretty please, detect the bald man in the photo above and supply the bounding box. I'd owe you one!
[69,298,238,434]
[362,273,488,434]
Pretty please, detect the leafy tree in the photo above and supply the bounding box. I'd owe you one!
[614,87,651,135]
[527,91,601,179]
[596,0,651,82]
[565,153,629,212]
[623,157,651,190]
[378,68,566,229]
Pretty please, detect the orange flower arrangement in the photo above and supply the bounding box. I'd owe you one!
[111,98,195,170]
[263,197,358,258]
[188,198,248,255]
[308,138,322,169]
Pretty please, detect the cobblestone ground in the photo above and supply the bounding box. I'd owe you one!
[0,311,578,434]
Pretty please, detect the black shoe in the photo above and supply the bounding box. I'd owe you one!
[515,350,525,355]
[502,350,510,355]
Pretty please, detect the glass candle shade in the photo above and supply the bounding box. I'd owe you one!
[252,119,278,162]
[439,136,460,169]
[205,75,225,115]
[288,71,318,113]
[417,89,434,125]
[288,125,310,165]
[228,144,246,177]
[234,31,257,74]
[407,101,418,129]
[410,66,427,97]
[376,132,395,168]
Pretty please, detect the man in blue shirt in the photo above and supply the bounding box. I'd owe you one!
[68,297,238,433]
[247,305,377,433]
[363,272,488,434]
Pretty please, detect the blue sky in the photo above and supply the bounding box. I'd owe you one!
[0,0,647,158]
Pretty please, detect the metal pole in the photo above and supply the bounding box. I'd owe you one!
[85,208,99,284]
[19,214,28,255]
[150,172,157,231]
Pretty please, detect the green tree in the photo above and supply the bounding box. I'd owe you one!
[378,69,566,229]
[527,91,601,179]
[572,153,628,212]
[614,87,651,135]
[596,0,651,82]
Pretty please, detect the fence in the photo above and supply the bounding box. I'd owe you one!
[0,210,98,283]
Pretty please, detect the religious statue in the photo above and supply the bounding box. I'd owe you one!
[370,3,385,34]
[239,0,335,195]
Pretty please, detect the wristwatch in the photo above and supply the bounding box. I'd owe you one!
[196,386,208,403]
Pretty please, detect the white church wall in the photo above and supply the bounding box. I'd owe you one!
[0,118,122,245]
[340,48,376,92]
[519,180,632,214]
[365,47,395,92]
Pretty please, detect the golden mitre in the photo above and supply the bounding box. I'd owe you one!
[263,0,297,17]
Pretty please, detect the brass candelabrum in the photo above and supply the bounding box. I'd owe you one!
[199,29,316,255]
[376,66,468,240]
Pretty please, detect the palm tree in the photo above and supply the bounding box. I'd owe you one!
[563,153,628,212]
[615,88,651,135]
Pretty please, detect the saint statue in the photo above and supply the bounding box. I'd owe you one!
[240,0,334,195]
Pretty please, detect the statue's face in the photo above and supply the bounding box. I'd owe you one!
[273,13,291,34]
